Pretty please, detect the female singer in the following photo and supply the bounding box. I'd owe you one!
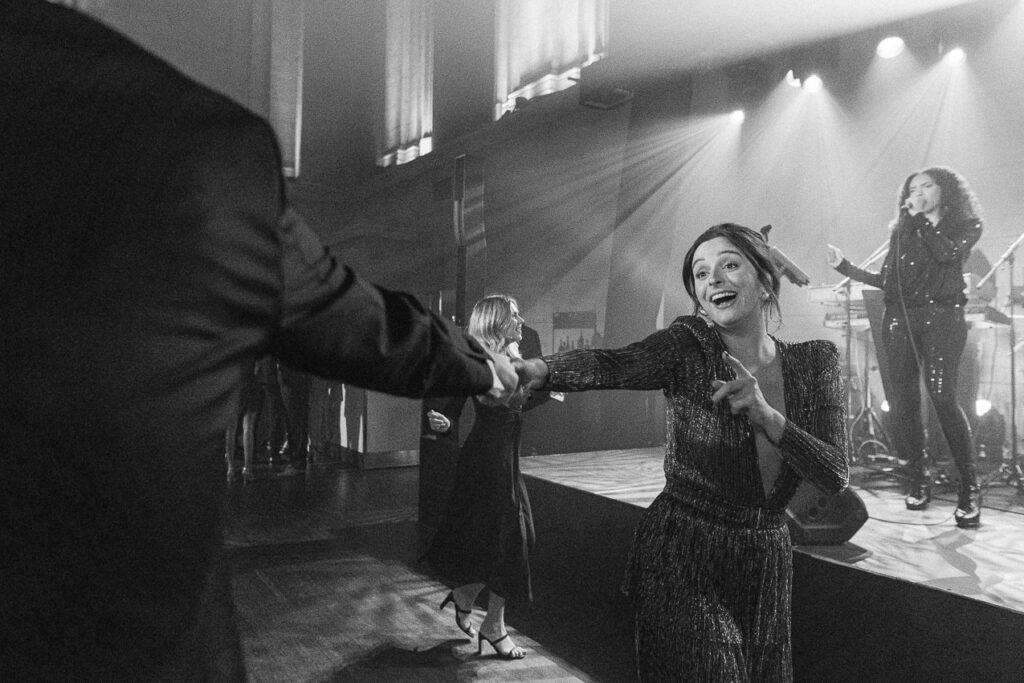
[424,294,536,660]
[827,166,983,528]
[516,223,848,680]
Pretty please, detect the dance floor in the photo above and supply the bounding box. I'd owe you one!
[520,446,1024,615]
[223,446,1024,681]
[223,465,634,682]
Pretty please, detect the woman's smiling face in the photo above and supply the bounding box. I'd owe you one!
[691,236,765,329]
[504,302,524,344]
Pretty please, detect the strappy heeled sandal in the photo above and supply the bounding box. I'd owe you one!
[439,591,476,638]
[477,631,526,660]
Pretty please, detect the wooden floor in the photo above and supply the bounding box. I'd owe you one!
[224,447,1024,681]
[223,464,635,682]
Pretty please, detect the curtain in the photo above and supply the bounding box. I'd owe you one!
[379,0,435,167]
[494,0,608,119]
[250,1,304,178]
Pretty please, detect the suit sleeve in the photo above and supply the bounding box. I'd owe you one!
[270,208,493,398]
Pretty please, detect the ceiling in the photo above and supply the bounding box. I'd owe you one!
[607,0,992,77]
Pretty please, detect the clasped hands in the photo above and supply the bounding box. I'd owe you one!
[479,353,549,406]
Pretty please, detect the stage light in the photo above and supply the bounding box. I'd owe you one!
[784,69,801,88]
[730,109,745,124]
[876,36,905,59]
[880,400,890,413]
[944,47,966,65]
[976,398,993,417]
[975,404,1006,457]
[802,74,823,92]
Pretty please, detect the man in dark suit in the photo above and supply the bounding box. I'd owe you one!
[0,2,517,680]
[518,322,544,360]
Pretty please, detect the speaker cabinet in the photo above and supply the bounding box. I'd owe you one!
[786,481,868,545]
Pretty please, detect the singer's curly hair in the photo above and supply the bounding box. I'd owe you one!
[681,223,781,322]
[893,166,984,228]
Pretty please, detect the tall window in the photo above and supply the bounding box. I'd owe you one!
[250,1,304,177]
[379,0,435,167]
[494,0,608,119]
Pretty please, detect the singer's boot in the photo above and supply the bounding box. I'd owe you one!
[954,459,981,529]
[904,452,931,511]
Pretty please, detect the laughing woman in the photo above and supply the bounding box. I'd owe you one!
[515,223,849,681]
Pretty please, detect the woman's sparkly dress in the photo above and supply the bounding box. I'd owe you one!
[544,316,849,681]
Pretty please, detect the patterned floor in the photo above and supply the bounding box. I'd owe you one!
[223,465,632,682]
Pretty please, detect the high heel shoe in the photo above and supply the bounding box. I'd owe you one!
[954,483,981,529]
[439,591,476,638]
[904,455,930,511]
[905,483,930,511]
[477,631,526,660]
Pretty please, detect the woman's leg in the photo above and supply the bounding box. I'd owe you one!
[920,309,980,526]
[224,423,238,481]
[881,310,928,505]
[441,583,484,636]
[479,592,526,658]
[452,583,484,610]
[633,598,745,681]
[241,411,257,482]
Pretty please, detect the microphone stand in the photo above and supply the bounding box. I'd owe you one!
[850,329,894,468]
[979,231,1024,495]
[840,278,856,464]
[831,240,889,468]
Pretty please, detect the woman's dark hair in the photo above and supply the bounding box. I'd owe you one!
[681,223,782,320]
[894,166,983,227]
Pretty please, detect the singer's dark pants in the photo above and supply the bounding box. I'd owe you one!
[881,303,976,488]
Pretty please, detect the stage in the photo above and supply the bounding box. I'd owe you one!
[521,446,1024,682]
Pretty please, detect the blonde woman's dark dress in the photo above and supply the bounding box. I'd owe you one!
[424,394,535,602]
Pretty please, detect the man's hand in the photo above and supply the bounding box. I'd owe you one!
[513,357,549,391]
[480,351,519,405]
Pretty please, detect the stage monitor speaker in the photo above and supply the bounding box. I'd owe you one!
[786,481,868,545]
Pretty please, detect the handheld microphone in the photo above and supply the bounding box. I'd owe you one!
[758,224,810,286]
[768,245,811,287]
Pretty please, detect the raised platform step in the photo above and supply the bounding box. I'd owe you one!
[355,448,420,470]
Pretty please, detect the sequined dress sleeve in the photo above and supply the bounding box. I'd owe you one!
[541,315,848,510]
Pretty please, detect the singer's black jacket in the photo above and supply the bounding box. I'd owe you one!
[836,212,982,308]
[0,2,492,680]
